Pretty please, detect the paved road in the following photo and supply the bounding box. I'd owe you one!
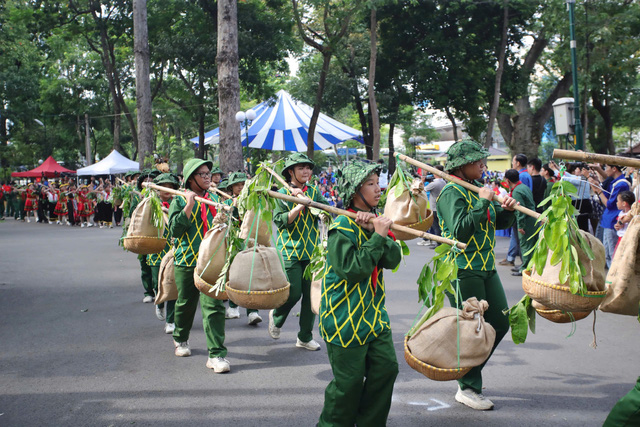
[1,220,638,426]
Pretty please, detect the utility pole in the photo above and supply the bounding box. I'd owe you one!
[85,113,92,165]
[567,0,584,150]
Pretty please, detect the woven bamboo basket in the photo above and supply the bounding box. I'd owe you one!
[226,283,290,310]
[123,236,167,255]
[193,272,228,301]
[522,270,607,312]
[403,336,471,381]
[535,307,591,323]
[393,210,434,241]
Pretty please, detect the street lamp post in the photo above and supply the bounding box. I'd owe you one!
[236,109,256,174]
[567,0,584,150]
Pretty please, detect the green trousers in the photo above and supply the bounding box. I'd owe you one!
[173,265,227,358]
[14,198,24,220]
[150,265,176,323]
[139,256,154,297]
[447,269,510,394]
[273,259,314,342]
[319,330,398,427]
[519,230,536,272]
[604,376,640,426]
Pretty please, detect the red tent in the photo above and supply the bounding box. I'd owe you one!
[11,156,76,178]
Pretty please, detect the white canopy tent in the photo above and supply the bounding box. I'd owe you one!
[76,150,140,176]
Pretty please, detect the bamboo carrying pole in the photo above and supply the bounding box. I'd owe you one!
[552,149,640,169]
[142,182,233,212]
[265,189,467,250]
[395,153,541,220]
[116,177,141,196]
[210,185,233,199]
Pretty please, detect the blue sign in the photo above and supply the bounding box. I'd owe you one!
[337,148,358,156]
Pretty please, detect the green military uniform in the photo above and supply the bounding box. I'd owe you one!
[510,183,537,272]
[437,140,514,395]
[169,159,226,358]
[604,376,640,426]
[318,160,402,427]
[272,154,328,342]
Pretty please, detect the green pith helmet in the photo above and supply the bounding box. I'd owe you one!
[153,173,180,189]
[182,158,213,186]
[281,153,315,181]
[210,166,223,176]
[444,139,490,172]
[226,171,248,187]
[336,160,381,208]
[218,178,229,191]
[124,171,136,179]
[137,169,161,190]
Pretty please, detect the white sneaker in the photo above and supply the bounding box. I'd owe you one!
[268,309,280,339]
[248,312,262,325]
[174,340,191,357]
[206,357,230,373]
[416,240,430,246]
[26,218,30,223]
[48,220,53,225]
[225,306,240,319]
[142,295,153,303]
[155,305,165,321]
[88,222,94,227]
[56,220,60,225]
[455,386,494,410]
[66,221,70,226]
[164,323,175,334]
[99,224,104,229]
[296,338,321,351]
[80,222,85,228]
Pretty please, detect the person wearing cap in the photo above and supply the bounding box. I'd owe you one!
[436,139,517,410]
[210,166,223,187]
[317,160,401,427]
[132,169,162,303]
[147,173,180,334]
[268,153,327,350]
[168,158,229,373]
[504,169,537,276]
[223,171,262,324]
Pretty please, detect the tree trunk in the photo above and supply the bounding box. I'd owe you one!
[175,127,184,174]
[368,8,380,161]
[485,0,509,148]
[217,0,243,173]
[133,0,154,169]
[388,122,396,176]
[113,104,121,153]
[307,52,332,160]
[445,106,459,142]
[591,91,615,154]
[198,106,206,160]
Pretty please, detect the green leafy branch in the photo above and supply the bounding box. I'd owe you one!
[525,180,594,295]
[303,238,328,281]
[380,166,412,208]
[407,244,459,337]
[141,187,165,231]
[504,295,536,344]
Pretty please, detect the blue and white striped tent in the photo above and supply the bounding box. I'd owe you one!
[190,90,363,151]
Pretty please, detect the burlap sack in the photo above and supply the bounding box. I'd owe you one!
[600,202,640,315]
[407,297,496,369]
[385,178,429,224]
[195,213,228,285]
[531,230,606,292]
[155,249,177,304]
[228,244,288,292]
[239,209,272,247]
[127,197,163,238]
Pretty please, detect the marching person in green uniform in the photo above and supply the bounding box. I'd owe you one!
[210,166,223,187]
[437,140,517,410]
[223,171,262,324]
[318,160,402,426]
[168,158,230,373]
[504,169,537,276]
[147,173,180,334]
[269,153,327,351]
[132,169,161,303]
[604,376,640,426]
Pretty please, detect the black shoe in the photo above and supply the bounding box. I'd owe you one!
[511,271,523,277]
[511,266,520,272]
